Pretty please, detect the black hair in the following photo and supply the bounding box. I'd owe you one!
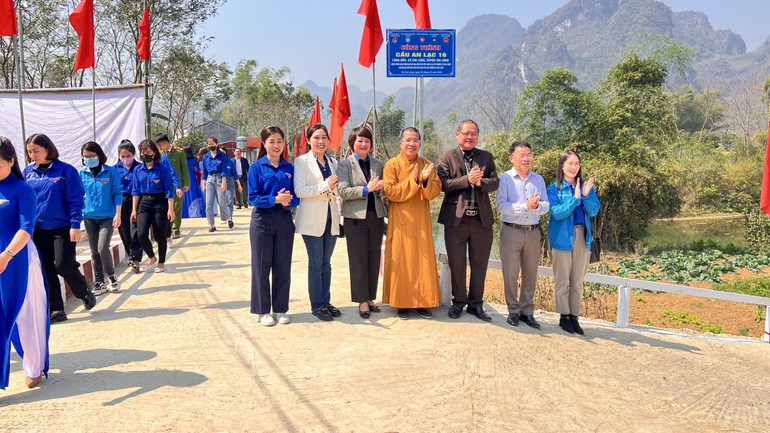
[306,123,329,140]
[508,141,532,155]
[118,139,136,155]
[456,119,480,134]
[556,150,583,188]
[81,141,108,165]
[138,139,161,164]
[258,126,286,160]
[347,126,374,152]
[154,133,170,144]
[183,146,194,159]
[25,133,59,163]
[0,136,24,180]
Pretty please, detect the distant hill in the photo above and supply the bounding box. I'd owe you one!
[303,0,770,133]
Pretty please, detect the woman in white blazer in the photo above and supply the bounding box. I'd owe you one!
[337,126,387,319]
[294,124,341,322]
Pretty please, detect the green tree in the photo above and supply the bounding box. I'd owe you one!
[376,95,406,159]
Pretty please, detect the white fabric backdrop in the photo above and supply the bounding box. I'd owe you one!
[0,86,146,168]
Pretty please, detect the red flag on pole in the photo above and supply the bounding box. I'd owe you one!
[329,77,340,151]
[293,136,299,160]
[336,64,351,127]
[308,95,321,127]
[760,121,770,215]
[357,0,383,68]
[137,7,151,61]
[0,0,17,37]
[300,128,307,155]
[406,0,432,29]
[69,0,95,71]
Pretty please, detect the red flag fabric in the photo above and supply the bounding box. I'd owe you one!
[336,64,351,127]
[293,136,299,160]
[0,0,17,37]
[300,128,307,155]
[406,0,432,29]
[357,0,383,68]
[69,0,95,71]
[760,121,770,215]
[308,95,321,127]
[137,7,151,61]
[329,77,341,152]
[283,143,289,160]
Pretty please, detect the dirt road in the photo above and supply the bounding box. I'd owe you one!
[2,209,769,432]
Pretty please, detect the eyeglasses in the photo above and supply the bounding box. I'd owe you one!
[513,153,534,160]
[457,131,479,138]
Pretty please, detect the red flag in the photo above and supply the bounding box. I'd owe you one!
[0,0,17,37]
[336,64,351,127]
[329,77,341,152]
[761,121,770,215]
[137,7,150,61]
[406,0,432,29]
[283,143,289,160]
[300,128,307,155]
[357,0,383,68]
[293,136,299,160]
[69,0,95,71]
[308,95,321,127]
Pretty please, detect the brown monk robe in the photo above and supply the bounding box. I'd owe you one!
[382,139,442,309]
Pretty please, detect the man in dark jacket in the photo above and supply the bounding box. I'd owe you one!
[231,148,249,209]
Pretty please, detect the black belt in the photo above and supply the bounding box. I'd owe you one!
[140,193,166,198]
[504,222,539,231]
[464,208,479,217]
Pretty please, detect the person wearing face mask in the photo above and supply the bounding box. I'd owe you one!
[382,127,442,320]
[131,139,175,273]
[23,133,96,324]
[114,140,143,273]
[547,150,600,335]
[294,124,342,322]
[201,136,232,232]
[336,126,387,319]
[79,141,122,295]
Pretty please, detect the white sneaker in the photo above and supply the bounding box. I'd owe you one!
[259,314,276,327]
[275,313,290,325]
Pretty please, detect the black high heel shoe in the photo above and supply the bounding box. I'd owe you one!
[368,304,381,313]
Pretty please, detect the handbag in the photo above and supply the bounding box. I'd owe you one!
[589,217,601,263]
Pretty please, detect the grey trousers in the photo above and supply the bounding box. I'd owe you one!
[552,225,590,316]
[499,224,541,315]
[205,174,230,226]
[84,217,115,282]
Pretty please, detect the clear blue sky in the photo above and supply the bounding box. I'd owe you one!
[198,0,770,94]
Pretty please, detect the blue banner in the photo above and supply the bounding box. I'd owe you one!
[386,29,456,78]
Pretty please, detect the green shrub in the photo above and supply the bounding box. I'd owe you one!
[743,210,770,253]
[716,277,770,298]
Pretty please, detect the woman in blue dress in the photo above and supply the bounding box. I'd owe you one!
[182,147,205,218]
[0,137,49,389]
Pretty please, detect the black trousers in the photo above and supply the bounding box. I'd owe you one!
[33,225,89,312]
[444,215,494,307]
[235,177,248,207]
[118,195,142,262]
[136,194,169,263]
[250,207,294,314]
[344,211,385,303]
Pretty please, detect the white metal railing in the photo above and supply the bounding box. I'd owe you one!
[437,254,770,343]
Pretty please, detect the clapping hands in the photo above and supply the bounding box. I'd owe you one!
[468,165,483,186]
[367,174,384,192]
[275,188,294,206]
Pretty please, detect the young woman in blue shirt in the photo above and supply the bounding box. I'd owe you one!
[249,126,299,327]
[80,141,123,294]
[131,139,175,273]
[115,140,143,273]
[24,133,96,323]
[0,137,49,389]
[546,150,601,335]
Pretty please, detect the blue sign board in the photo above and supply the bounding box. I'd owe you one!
[386,29,456,78]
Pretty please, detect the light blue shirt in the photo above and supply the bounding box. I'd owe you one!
[496,168,550,225]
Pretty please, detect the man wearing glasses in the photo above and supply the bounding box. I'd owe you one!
[496,141,549,329]
[438,119,499,321]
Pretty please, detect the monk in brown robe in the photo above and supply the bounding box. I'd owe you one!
[382,127,442,320]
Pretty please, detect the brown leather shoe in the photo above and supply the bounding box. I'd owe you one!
[25,374,42,388]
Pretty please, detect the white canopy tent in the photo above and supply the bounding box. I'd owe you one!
[0,85,146,168]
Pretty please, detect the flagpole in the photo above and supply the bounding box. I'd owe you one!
[372,61,377,156]
[412,77,418,127]
[91,66,96,141]
[14,1,26,146]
